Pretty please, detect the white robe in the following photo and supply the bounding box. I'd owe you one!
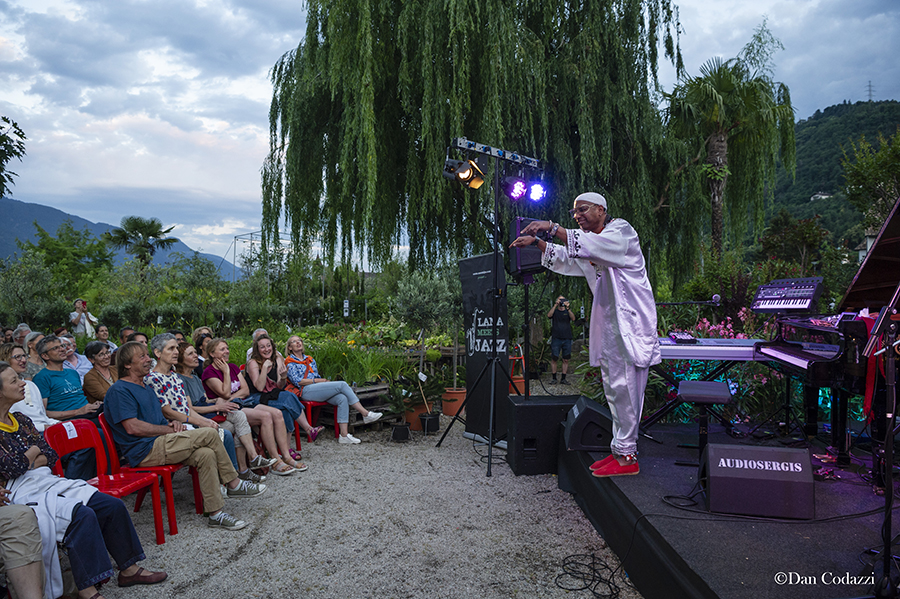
[542,218,660,368]
[542,219,660,456]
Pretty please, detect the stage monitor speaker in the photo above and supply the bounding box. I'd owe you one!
[563,396,613,452]
[509,217,544,276]
[700,444,814,519]
[507,395,580,476]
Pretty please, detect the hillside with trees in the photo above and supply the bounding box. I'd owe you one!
[772,100,900,246]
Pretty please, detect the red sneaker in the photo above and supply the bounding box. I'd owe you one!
[589,455,616,470]
[591,455,639,477]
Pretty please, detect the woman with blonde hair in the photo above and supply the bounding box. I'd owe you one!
[284,335,381,444]
[201,338,306,474]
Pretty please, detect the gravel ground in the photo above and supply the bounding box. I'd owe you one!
[88,410,642,599]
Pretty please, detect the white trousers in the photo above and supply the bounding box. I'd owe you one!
[599,356,649,456]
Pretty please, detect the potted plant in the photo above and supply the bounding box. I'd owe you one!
[441,364,466,417]
[384,385,412,442]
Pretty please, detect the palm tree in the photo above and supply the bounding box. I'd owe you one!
[665,23,795,257]
[104,216,179,270]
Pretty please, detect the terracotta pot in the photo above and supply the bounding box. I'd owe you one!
[405,403,430,431]
[441,388,466,417]
[509,376,526,395]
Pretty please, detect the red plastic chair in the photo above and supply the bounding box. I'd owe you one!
[98,413,204,531]
[44,419,165,545]
[301,400,341,439]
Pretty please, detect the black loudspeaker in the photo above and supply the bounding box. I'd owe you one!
[507,395,580,475]
[508,217,545,276]
[700,444,814,519]
[563,396,613,451]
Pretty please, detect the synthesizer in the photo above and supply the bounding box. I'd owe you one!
[750,277,824,314]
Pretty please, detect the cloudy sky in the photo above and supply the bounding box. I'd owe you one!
[1,0,898,262]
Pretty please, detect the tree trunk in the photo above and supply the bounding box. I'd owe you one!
[706,132,729,257]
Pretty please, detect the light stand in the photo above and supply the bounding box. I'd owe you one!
[436,138,543,477]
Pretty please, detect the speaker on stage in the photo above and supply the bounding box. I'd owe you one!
[507,395,580,475]
[700,444,814,519]
[509,217,544,276]
[563,396,613,452]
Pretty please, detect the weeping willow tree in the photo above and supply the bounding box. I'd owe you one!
[262,0,689,280]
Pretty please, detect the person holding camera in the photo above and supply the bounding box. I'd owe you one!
[547,296,575,384]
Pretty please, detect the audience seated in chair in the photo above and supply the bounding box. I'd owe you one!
[0,343,59,432]
[173,341,277,481]
[82,341,118,404]
[32,335,102,480]
[245,335,322,444]
[103,341,264,532]
[284,335,382,444]
[201,338,306,475]
[146,334,261,484]
[0,362,167,599]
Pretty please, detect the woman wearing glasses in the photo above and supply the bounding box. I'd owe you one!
[82,341,118,403]
[0,343,59,432]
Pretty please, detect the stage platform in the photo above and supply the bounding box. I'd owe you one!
[557,422,892,599]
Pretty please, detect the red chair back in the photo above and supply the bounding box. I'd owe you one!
[43,419,109,477]
[97,413,126,473]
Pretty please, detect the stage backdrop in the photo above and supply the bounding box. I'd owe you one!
[459,253,509,440]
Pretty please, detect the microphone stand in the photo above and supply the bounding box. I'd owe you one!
[854,283,900,599]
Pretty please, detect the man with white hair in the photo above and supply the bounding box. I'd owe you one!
[12,324,30,346]
[511,192,660,477]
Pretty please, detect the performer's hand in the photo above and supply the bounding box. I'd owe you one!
[509,235,536,248]
[521,220,550,236]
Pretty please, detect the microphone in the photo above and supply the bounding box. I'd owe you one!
[712,294,721,306]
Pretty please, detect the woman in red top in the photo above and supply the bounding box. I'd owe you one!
[201,338,305,474]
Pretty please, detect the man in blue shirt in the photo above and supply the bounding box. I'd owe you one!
[33,335,101,480]
[104,342,265,531]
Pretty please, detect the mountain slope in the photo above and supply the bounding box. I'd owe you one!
[773,100,900,244]
[0,197,239,275]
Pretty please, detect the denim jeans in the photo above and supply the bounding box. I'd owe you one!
[300,381,361,423]
[221,428,238,470]
[63,492,145,590]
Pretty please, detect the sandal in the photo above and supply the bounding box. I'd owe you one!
[308,426,325,442]
[270,460,296,476]
[289,449,302,461]
[285,458,309,472]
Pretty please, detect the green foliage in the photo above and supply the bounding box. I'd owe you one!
[394,270,452,334]
[0,116,26,199]
[262,0,682,277]
[665,20,795,256]
[17,220,114,291]
[758,209,829,277]
[842,127,900,232]
[0,251,68,328]
[773,100,900,247]
[103,216,179,270]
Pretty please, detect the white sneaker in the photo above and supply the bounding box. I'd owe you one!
[363,411,383,424]
[339,434,361,444]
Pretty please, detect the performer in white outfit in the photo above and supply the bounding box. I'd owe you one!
[510,192,660,477]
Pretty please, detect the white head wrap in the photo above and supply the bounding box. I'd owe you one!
[574,192,607,210]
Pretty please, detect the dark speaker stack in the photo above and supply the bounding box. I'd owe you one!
[507,395,615,476]
[506,395,580,475]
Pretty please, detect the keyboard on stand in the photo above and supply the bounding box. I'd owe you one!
[750,277,824,314]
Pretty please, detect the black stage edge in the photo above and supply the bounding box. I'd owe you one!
[556,422,890,599]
